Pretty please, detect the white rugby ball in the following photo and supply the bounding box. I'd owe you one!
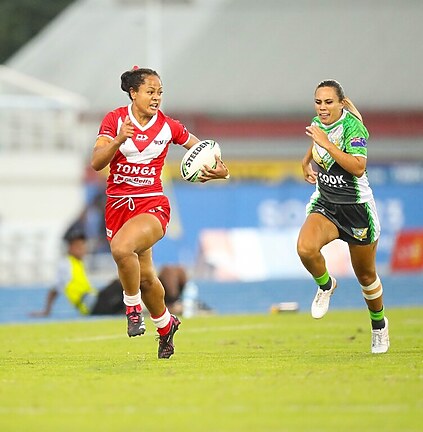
[180,140,221,182]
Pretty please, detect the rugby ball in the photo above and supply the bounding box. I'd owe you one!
[180,140,221,182]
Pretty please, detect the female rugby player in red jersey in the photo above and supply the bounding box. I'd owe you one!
[91,67,229,358]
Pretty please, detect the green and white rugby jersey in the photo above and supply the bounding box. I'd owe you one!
[310,110,373,204]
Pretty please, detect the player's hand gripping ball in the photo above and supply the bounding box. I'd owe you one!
[180,140,221,182]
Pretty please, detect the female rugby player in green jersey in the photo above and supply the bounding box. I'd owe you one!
[297,79,389,354]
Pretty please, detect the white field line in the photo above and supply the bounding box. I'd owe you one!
[64,323,276,343]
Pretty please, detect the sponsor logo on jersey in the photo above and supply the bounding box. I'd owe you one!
[116,163,157,176]
[351,227,368,241]
[153,140,167,145]
[106,228,113,238]
[318,172,347,187]
[135,134,149,141]
[113,174,155,186]
[351,137,367,147]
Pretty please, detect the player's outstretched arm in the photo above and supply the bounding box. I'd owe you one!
[91,116,134,171]
[301,143,317,184]
[29,288,58,317]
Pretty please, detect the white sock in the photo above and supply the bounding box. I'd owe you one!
[150,308,171,329]
[123,291,141,307]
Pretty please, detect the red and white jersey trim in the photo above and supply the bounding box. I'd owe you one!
[97,105,190,196]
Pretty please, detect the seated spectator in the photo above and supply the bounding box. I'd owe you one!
[30,228,125,318]
[158,264,187,315]
[30,228,209,318]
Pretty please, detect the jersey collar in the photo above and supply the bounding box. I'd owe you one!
[320,109,348,129]
[128,104,158,131]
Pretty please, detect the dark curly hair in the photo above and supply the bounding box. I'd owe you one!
[120,67,161,100]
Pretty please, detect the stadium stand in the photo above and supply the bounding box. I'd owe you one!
[1,0,422,287]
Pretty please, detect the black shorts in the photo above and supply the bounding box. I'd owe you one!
[307,197,381,245]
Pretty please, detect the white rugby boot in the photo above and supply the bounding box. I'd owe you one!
[371,317,390,354]
[311,277,337,319]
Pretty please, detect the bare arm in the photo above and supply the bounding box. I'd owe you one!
[302,143,317,184]
[182,133,200,150]
[91,115,134,171]
[29,288,58,317]
[305,126,366,177]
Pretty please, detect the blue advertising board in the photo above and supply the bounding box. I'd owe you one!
[154,169,423,276]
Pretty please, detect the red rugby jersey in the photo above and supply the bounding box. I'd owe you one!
[97,105,190,196]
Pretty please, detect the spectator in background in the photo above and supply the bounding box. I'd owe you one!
[30,228,128,319]
[66,190,109,255]
[297,79,389,354]
[30,228,197,321]
[158,264,186,315]
[157,265,212,316]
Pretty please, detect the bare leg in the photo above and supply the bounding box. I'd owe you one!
[137,249,168,317]
[110,213,164,298]
[298,213,340,319]
[350,240,389,353]
[349,241,383,311]
[297,213,339,277]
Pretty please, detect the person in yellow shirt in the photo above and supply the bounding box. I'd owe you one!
[30,229,202,323]
[30,228,131,320]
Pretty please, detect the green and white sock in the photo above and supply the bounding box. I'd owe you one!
[314,271,332,291]
[369,307,385,330]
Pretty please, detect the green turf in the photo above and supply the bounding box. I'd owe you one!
[1,308,422,432]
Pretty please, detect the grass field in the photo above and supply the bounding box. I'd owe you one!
[1,308,422,432]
